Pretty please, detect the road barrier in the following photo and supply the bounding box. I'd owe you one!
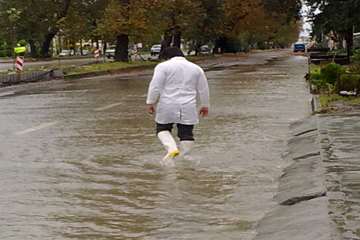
[94,49,100,59]
[15,57,24,71]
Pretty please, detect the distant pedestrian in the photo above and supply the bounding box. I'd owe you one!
[146,47,210,166]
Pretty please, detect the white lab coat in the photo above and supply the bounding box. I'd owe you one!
[146,57,210,125]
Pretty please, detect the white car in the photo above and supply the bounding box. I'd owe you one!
[199,45,211,55]
[59,49,73,57]
[105,48,115,59]
[151,44,161,56]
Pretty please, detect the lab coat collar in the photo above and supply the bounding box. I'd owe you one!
[170,56,186,61]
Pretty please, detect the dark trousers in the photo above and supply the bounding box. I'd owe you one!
[156,123,194,141]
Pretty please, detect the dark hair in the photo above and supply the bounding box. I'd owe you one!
[162,47,185,59]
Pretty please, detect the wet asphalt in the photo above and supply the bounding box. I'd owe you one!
[0,51,312,240]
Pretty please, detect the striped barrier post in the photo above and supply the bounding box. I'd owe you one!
[15,56,24,72]
[94,49,100,62]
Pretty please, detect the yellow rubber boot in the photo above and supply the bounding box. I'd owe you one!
[157,131,180,167]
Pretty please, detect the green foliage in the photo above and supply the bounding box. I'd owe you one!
[320,63,344,85]
[353,49,360,63]
[0,0,302,59]
[320,94,360,109]
[0,40,11,57]
[337,74,360,92]
[306,0,360,57]
[310,63,345,92]
[65,61,156,76]
[348,63,360,73]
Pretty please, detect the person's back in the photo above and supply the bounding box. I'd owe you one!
[158,57,201,105]
[146,47,209,166]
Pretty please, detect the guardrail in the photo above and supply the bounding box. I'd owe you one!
[0,69,63,87]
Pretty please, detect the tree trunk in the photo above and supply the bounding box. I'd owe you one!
[28,39,38,58]
[215,36,226,54]
[40,32,57,58]
[80,39,83,55]
[39,0,72,58]
[115,34,129,62]
[159,26,182,59]
[172,26,181,48]
[113,0,130,62]
[345,29,353,62]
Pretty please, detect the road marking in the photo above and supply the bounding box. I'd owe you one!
[94,102,122,111]
[0,91,16,97]
[15,121,58,135]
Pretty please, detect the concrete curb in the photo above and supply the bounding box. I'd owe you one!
[254,116,340,240]
[311,95,321,113]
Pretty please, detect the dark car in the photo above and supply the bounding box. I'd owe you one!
[293,43,306,52]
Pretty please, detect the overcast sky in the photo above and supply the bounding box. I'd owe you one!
[300,3,312,37]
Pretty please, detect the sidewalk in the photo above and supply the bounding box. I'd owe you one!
[254,108,360,239]
[319,111,360,240]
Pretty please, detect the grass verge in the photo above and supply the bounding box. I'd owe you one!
[319,94,360,110]
[64,61,158,78]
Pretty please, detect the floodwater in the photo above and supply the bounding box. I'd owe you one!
[0,52,311,240]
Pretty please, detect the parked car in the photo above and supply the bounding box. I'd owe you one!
[105,48,115,59]
[59,49,74,57]
[105,46,139,59]
[150,44,161,56]
[199,45,211,55]
[293,43,306,53]
[80,49,90,56]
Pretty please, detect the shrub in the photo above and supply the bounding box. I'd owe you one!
[320,63,344,85]
[310,63,344,93]
[353,49,360,62]
[337,74,360,92]
[0,49,11,57]
[349,64,360,74]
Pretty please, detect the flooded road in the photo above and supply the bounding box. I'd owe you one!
[0,52,311,239]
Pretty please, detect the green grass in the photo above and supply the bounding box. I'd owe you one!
[64,61,157,76]
[310,64,321,74]
[319,94,360,108]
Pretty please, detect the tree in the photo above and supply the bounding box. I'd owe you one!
[98,0,155,61]
[183,0,224,54]
[0,0,73,58]
[306,0,360,58]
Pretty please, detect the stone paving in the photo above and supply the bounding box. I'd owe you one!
[255,111,360,240]
[319,112,360,240]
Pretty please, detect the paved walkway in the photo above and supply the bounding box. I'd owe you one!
[254,110,360,240]
[320,112,360,240]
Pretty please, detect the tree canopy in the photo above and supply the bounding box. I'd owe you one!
[0,0,303,60]
[306,0,360,57]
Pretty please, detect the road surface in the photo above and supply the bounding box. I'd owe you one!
[0,51,311,240]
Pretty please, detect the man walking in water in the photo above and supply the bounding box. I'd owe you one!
[146,47,210,166]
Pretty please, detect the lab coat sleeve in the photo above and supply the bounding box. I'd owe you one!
[146,65,166,104]
[197,69,210,108]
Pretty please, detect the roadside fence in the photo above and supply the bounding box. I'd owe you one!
[0,70,62,87]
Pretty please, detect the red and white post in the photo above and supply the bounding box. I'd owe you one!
[15,56,24,72]
[94,48,100,62]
